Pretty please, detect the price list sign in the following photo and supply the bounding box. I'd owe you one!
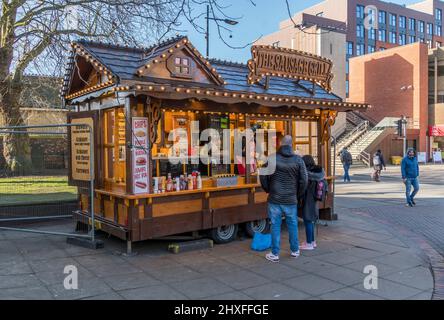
[70,118,94,181]
[132,117,149,194]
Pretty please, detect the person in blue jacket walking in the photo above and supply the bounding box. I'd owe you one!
[401,148,420,207]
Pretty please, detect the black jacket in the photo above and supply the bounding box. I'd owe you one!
[259,145,308,205]
[300,166,326,222]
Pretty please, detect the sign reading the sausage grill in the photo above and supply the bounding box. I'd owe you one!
[247,45,334,91]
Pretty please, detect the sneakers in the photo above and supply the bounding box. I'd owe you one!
[313,241,317,248]
[411,199,416,206]
[290,250,301,258]
[265,252,279,263]
[406,202,413,207]
[300,242,315,250]
[266,250,303,261]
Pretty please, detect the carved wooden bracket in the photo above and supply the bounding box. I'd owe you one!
[147,97,162,147]
[320,110,337,143]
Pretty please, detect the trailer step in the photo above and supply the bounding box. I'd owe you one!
[168,238,213,254]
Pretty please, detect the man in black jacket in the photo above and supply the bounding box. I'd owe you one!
[259,135,308,262]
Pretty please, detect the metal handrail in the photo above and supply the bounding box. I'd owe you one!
[358,150,371,167]
[336,120,369,150]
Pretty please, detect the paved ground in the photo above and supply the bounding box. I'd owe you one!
[335,163,444,299]
[0,165,442,300]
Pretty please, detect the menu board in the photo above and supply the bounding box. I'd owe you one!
[132,117,149,194]
[417,152,427,163]
[433,151,443,163]
[70,117,94,181]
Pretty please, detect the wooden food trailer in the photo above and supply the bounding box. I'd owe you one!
[62,36,368,250]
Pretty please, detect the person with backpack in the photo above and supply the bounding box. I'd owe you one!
[372,149,386,182]
[299,155,327,251]
[340,147,353,182]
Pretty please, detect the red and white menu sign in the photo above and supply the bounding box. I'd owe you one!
[132,117,149,194]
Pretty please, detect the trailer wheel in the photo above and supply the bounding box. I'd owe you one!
[244,219,270,238]
[209,224,238,244]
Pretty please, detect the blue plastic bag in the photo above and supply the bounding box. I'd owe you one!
[251,232,271,251]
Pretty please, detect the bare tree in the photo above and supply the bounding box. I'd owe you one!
[0,0,241,174]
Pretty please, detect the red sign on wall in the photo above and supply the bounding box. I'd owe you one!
[429,125,444,137]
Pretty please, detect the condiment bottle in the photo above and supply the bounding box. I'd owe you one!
[188,174,193,190]
[153,177,159,193]
[180,175,186,190]
[197,172,202,189]
[192,171,197,189]
[166,173,173,192]
[175,177,180,192]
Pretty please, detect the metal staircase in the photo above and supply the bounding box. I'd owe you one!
[332,117,400,168]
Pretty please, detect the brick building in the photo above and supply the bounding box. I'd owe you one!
[276,0,444,98]
[348,42,437,159]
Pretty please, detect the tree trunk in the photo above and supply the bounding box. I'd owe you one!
[0,80,32,176]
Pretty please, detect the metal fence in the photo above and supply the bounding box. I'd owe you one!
[0,124,96,243]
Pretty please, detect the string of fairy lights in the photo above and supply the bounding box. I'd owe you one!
[61,38,370,111]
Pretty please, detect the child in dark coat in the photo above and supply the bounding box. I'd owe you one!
[299,155,327,250]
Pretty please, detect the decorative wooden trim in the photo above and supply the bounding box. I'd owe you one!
[136,37,224,86]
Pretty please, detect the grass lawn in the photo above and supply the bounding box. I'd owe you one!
[0,176,78,206]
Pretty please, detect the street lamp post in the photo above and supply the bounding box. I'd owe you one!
[205,4,238,58]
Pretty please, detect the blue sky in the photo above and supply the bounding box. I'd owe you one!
[179,0,422,63]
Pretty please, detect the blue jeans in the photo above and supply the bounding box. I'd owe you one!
[304,220,315,244]
[343,164,351,182]
[405,177,419,204]
[268,203,299,255]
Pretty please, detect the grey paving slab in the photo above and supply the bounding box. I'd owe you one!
[381,237,410,248]
[382,266,434,291]
[339,247,389,259]
[74,253,127,267]
[185,259,244,276]
[0,274,43,289]
[212,269,272,290]
[169,277,235,299]
[87,262,143,278]
[102,272,161,291]
[35,265,95,286]
[406,290,433,300]
[28,257,79,273]
[242,282,311,300]
[291,256,338,275]
[353,278,423,300]
[285,274,346,296]
[354,231,396,242]
[48,276,112,300]
[318,287,382,300]
[312,252,365,266]
[0,240,20,253]
[0,286,55,300]
[310,265,367,286]
[20,248,70,261]
[341,259,401,276]
[0,252,24,264]
[214,253,268,268]
[373,251,426,269]
[203,291,254,300]
[141,265,203,283]
[81,292,124,300]
[0,260,33,276]
[118,284,188,300]
[248,261,306,281]
[124,254,177,269]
